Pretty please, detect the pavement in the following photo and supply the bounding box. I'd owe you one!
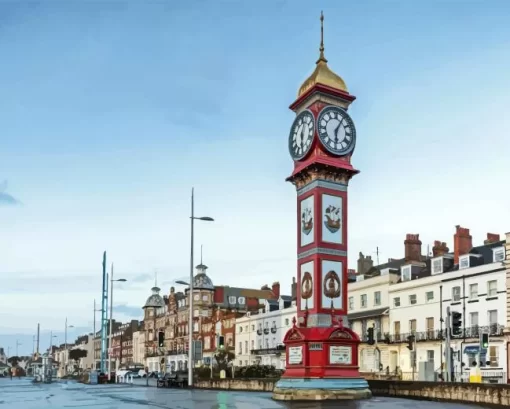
[0,377,493,409]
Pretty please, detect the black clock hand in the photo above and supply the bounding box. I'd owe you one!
[299,125,306,149]
[333,119,344,144]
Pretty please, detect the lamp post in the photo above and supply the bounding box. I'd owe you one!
[64,318,74,375]
[15,340,21,356]
[187,187,214,387]
[108,263,127,380]
[93,299,102,371]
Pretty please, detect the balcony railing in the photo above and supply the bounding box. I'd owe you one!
[256,329,262,335]
[270,327,277,334]
[263,328,269,335]
[360,325,505,345]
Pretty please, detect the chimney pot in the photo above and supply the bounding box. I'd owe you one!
[272,282,280,298]
[432,240,450,257]
[454,225,472,264]
[404,233,422,262]
[484,233,500,244]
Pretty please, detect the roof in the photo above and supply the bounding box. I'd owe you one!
[143,286,165,309]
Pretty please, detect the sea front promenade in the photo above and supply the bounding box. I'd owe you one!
[0,377,497,409]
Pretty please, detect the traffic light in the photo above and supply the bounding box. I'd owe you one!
[407,335,415,350]
[367,327,375,345]
[481,333,489,349]
[158,331,165,347]
[451,311,462,336]
[218,335,225,349]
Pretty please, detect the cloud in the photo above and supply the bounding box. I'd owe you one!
[0,180,21,206]
[113,304,143,319]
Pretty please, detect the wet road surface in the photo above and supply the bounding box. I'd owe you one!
[0,378,492,409]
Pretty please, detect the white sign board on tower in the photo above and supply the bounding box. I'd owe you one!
[329,345,352,365]
[288,346,303,365]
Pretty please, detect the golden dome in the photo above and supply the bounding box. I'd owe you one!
[297,12,348,98]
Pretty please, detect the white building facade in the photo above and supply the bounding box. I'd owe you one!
[235,297,296,369]
[389,240,507,383]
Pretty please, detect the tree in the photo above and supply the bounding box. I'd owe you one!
[69,349,87,373]
[69,349,87,362]
[213,350,235,372]
[7,356,20,366]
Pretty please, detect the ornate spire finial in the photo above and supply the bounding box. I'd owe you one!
[154,270,158,287]
[318,10,327,63]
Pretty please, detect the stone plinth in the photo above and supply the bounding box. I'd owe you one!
[272,378,372,403]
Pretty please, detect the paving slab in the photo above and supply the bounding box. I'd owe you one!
[0,378,492,408]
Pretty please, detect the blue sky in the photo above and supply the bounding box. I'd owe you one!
[1,1,510,355]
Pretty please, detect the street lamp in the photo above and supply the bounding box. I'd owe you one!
[15,340,22,356]
[64,318,74,375]
[108,263,127,380]
[188,187,214,387]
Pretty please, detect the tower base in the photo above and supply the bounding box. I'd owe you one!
[272,377,371,405]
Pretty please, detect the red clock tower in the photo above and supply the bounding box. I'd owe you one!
[273,13,371,403]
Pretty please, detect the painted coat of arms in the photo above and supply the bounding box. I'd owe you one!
[301,207,313,235]
[324,205,341,233]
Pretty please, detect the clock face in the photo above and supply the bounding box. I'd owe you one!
[289,110,315,160]
[317,106,356,156]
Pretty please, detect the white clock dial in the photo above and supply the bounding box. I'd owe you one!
[289,110,315,160]
[317,106,356,156]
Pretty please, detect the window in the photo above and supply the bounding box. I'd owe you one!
[401,266,411,282]
[488,310,498,326]
[194,294,199,301]
[426,291,434,302]
[245,326,248,332]
[487,280,497,297]
[244,340,248,352]
[251,340,254,349]
[228,296,237,304]
[285,318,289,326]
[193,322,199,332]
[349,296,354,310]
[493,247,505,262]
[488,346,499,367]
[459,256,470,269]
[427,350,434,363]
[470,312,479,327]
[409,294,417,305]
[432,258,443,274]
[239,342,242,354]
[393,297,400,307]
[202,295,208,301]
[360,294,367,308]
[452,286,461,301]
[394,321,401,339]
[239,326,243,333]
[469,283,478,299]
[238,296,246,305]
[409,319,416,333]
[193,309,199,317]
[374,291,381,306]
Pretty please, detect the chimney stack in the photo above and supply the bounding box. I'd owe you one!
[432,240,450,257]
[404,234,422,262]
[291,277,297,300]
[454,225,472,264]
[484,233,500,245]
[272,282,280,299]
[357,252,374,274]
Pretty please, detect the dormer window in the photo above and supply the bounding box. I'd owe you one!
[459,255,470,269]
[380,268,390,276]
[432,258,443,275]
[493,247,505,262]
[401,266,411,282]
